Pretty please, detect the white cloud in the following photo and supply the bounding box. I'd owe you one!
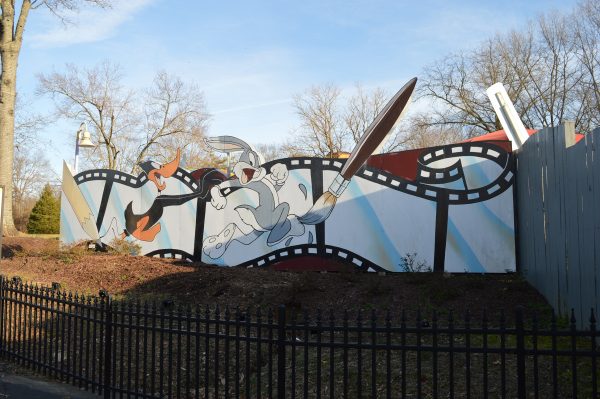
[31,0,155,47]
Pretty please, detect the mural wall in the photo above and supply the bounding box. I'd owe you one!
[60,136,516,273]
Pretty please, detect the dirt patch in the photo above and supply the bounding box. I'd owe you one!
[1,237,551,321]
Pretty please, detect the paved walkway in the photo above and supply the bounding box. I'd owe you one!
[0,363,98,399]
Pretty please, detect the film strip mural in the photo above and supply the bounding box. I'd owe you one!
[61,138,516,273]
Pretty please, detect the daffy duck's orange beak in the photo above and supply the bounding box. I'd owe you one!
[148,149,181,192]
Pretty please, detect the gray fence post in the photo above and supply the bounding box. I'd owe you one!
[515,307,526,399]
[277,305,286,399]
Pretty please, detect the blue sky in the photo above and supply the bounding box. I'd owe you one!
[18,0,579,174]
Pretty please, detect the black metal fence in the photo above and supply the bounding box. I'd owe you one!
[0,276,598,399]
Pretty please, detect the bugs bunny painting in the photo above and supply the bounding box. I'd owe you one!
[202,136,306,259]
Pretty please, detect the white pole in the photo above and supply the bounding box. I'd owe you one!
[74,130,80,174]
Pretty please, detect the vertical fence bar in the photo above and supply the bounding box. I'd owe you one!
[371,309,376,399]
[159,305,165,398]
[11,283,17,363]
[6,283,12,364]
[291,311,297,399]
[465,310,471,399]
[303,310,309,399]
[448,311,454,399]
[401,309,407,399]
[416,310,422,399]
[195,305,201,399]
[61,292,68,382]
[35,286,41,374]
[70,293,80,385]
[245,308,251,398]
[215,305,221,399]
[532,312,539,399]
[432,310,438,399]
[515,307,526,399]
[85,296,91,390]
[316,309,322,399]
[91,297,98,392]
[167,305,174,399]
[186,305,192,399]
[151,302,157,399]
[500,310,506,399]
[118,302,126,399]
[135,301,141,399]
[343,310,348,399]
[26,285,32,370]
[12,284,18,365]
[482,310,488,399]
[277,305,286,399]
[143,302,149,399]
[98,294,105,395]
[16,283,23,366]
[255,307,260,399]
[385,310,391,399]
[234,307,240,399]
[225,306,231,399]
[66,292,73,383]
[206,305,212,399]
[570,309,578,399]
[551,312,558,399]
[357,311,363,399]
[329,310,335,399]
[177,305,183,399]
[590,309,597,398]
[267,308,273,399]
[103,296,113,399]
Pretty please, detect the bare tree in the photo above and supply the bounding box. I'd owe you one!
[10,94,56,232]
[574,0,600,130]
[253,143,287,162]
[38,63,211,173]
[38,61,137,171]
[418,4,598,137]
[12,149,53,231]
[288,84,409,157]
[399,114,467,150]
[132,71,210,173]
[288,84,347,158]
[0,0,109,234]
[159,127,225,171]
[345,85,388,143]
[344,84,409,153]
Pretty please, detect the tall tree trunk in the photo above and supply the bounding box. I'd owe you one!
[0,45,18,235]
[0,1,30,235]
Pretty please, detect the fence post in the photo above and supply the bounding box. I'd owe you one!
[103,296,113,399]
[515,307,526,399]
[277,305,286,399]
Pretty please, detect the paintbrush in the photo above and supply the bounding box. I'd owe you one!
[299,77,417,225]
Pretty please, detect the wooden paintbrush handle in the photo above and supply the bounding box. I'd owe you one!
[340,77,417,180]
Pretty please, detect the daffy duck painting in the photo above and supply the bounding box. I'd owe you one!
[120,149,225,242]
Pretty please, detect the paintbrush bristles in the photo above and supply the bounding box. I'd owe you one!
[298,191,338,225]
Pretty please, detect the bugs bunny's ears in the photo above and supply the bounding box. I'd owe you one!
[204,136,252,153]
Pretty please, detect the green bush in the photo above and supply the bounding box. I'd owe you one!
[27,184,60,234]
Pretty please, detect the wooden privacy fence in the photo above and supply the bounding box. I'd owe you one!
[517,123,600,328]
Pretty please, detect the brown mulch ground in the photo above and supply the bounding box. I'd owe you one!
[0,237,552,322]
